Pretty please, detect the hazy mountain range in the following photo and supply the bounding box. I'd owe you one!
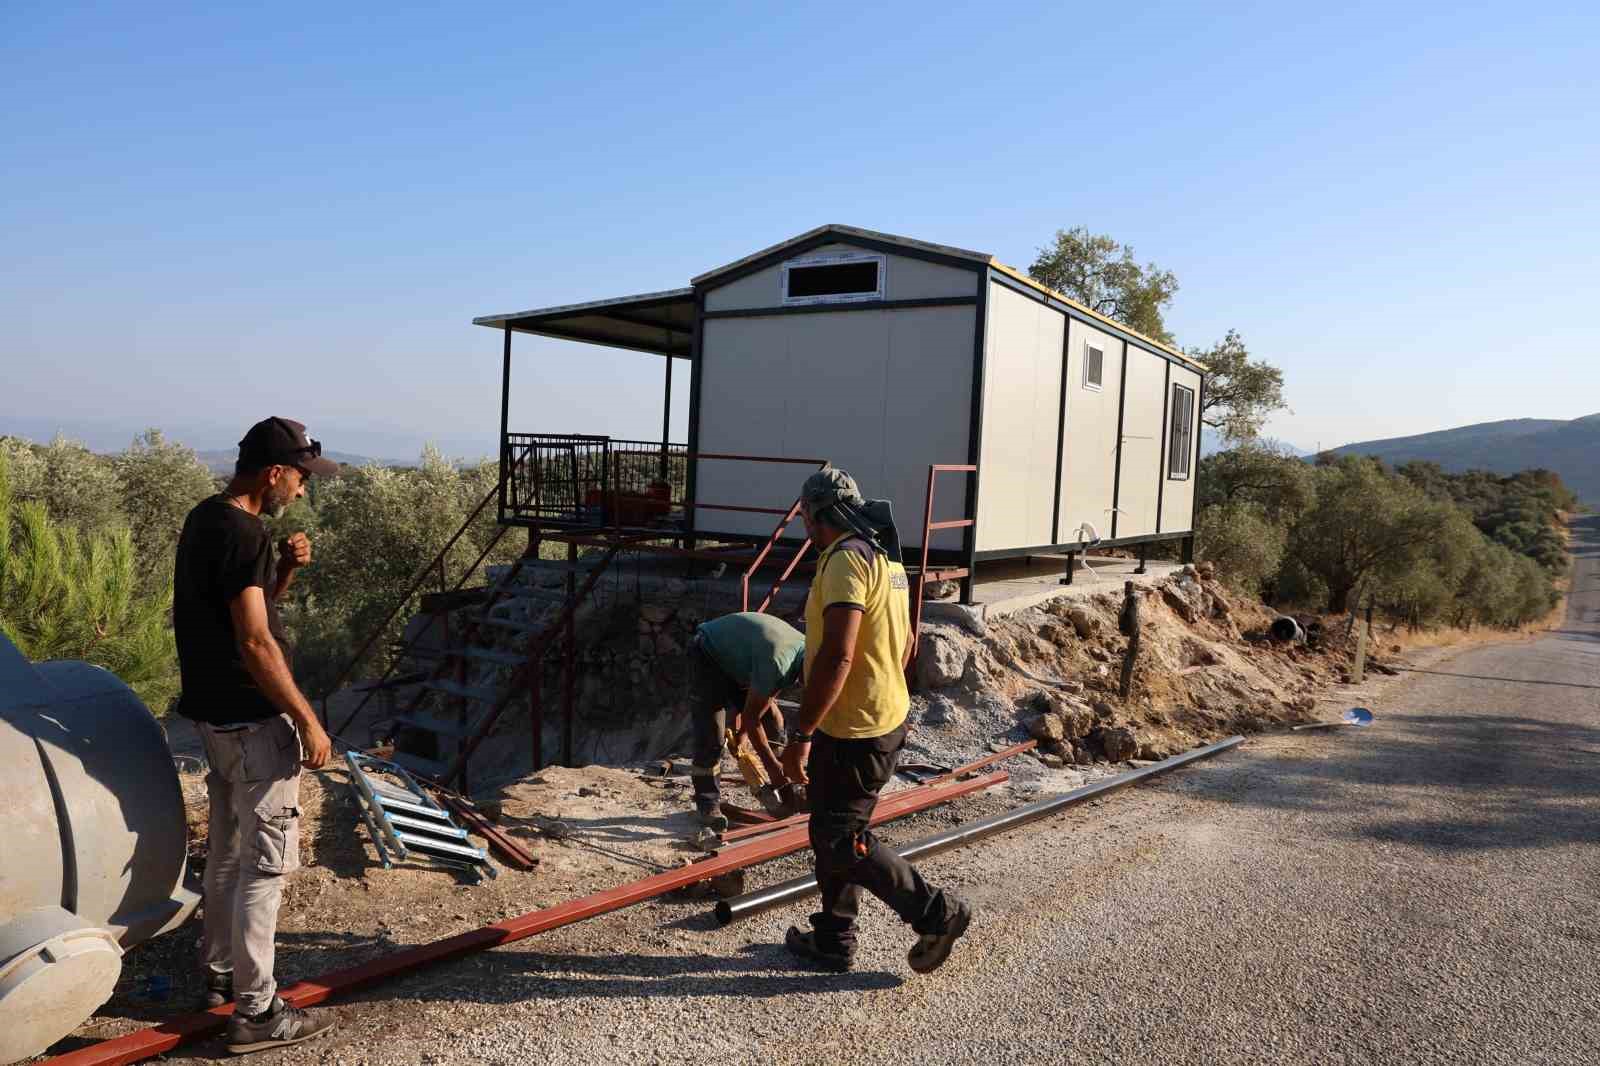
[1326,414,1600,503]
[0,414,489,472]
[191,449,397,476]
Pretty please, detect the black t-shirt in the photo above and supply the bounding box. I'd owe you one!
[172,495,294,724]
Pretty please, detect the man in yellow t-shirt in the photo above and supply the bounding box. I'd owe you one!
[779,468,971,975]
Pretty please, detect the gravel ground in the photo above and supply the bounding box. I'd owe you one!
[122,517,1600,1066]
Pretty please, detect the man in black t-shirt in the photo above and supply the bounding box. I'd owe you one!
[173,416,337,1054]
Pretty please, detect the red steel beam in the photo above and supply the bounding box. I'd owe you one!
[692,452,828,465]
[694,502,795,516]
[439,795,538,871]
[928,739,1036,785]
[720,741,1033,844]
[741,497,806,611]
[46,769,1007,1066]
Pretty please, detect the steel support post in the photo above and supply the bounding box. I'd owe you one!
[660,355,673,481]
[498,327,511,523]
[563,542,576,767]
[528,528,543,771]
[1060,551,1077,586]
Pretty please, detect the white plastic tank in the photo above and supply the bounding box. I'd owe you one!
[0,634,201,1063]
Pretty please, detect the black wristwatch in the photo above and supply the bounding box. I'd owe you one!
[788,728,815,744]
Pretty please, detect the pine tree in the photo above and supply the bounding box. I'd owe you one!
[0,452,179,711]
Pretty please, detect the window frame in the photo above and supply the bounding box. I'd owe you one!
[780,251,887,306]
[1082,343,1105,391]
[1168,382,1195,480]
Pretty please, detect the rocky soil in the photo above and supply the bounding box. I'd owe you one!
[903,563,1359,787]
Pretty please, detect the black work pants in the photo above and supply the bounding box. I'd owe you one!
[806,724,952,952]
[688,641,743,801]
[687,639,781,802]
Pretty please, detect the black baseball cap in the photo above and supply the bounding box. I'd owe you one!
[238,417,339,477]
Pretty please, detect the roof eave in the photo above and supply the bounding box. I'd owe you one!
[984,260,1206,371]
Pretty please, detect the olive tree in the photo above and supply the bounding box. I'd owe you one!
[113,429,219,592]
[1285,457,1451,614]
[1187,329,1288,444]
[1028,227,1179,345]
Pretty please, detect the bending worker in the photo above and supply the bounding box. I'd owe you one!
[780,468,971,975]
[688,610,806,831]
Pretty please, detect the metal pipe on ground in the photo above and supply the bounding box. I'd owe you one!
[719,739,1037,844]
[42,769,1008,1066]
[714,735,1244,925]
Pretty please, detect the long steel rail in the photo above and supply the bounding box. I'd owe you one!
[42,769,1007,1066]
[715,735,1243,925]
[716,729,1248,921]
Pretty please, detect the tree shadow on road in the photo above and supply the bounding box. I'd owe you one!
[1190,710,1600,853]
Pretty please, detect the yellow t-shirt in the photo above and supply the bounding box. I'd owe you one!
[804,535,912,739]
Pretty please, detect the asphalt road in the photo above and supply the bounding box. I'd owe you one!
[175,517,1600,1066]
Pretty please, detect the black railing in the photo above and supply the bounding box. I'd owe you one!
[502,433,688,528]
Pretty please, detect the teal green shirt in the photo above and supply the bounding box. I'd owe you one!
[695,612,805,698]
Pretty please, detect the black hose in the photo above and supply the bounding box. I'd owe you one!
[713,734,1244,924]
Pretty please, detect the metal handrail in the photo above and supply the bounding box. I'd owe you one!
[439,538,640,784]
[908,463,978,675]
[324,476,507,737]
[741,497,809,612]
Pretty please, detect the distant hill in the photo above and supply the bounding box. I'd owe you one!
[1200,428,1309,458]
[194,449,400,476]
[1326,414,1600,503]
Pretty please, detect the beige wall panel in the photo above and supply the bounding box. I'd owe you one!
[694,318,807,539]
[1159,364,1203,534]
[1116,346,1167,538]
[975,283,1063,552]
[1056,321,1124,543]
[703,243,978,312]
[882,256,981,301]
[704,261,785,314]
[882,306,976,553]
[694,308,974,550]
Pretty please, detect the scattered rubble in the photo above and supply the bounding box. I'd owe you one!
[903,565,1354,779]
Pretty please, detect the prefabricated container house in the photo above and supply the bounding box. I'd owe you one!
[475,224,1204,600]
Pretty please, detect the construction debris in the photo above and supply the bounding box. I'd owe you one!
[345,752,496,881]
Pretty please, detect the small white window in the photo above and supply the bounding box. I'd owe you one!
[1083,344,1104,391]
[781,251,886,306]
[1169,383,1194,479]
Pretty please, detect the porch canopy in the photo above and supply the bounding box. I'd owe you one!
[472,288,694,357]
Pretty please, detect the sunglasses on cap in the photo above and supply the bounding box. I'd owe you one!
[288,440,321,479]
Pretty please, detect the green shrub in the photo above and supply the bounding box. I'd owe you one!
[1195,501,1286,596]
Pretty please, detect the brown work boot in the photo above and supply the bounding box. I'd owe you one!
[225,997,334,1054]
[693,795,728,833]
[785,926,854,973]
[907,896,972,974]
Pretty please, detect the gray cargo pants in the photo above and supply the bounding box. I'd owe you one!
[196,712,303,1016]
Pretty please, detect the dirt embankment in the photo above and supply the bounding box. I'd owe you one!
[905,564,1371,775]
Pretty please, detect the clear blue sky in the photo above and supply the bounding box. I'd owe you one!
[3,1,1595,460]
